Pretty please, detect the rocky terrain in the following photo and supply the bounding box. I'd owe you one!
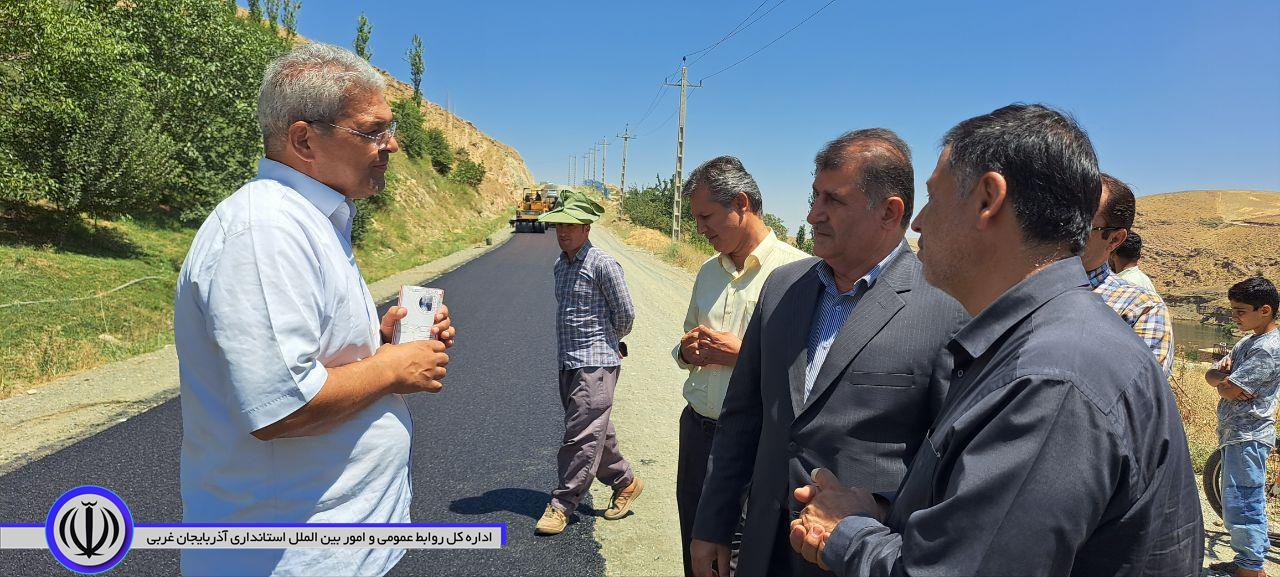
[1133,190,1280,321]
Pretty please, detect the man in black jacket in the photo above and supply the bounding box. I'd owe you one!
[689,129,968,577]
[788,104,1203,577]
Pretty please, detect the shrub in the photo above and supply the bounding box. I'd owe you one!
[763,213,788,242]
[423,128,453,175]
[450,159,485,188]
[391,99,427,160]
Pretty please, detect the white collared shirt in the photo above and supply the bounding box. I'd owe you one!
[174,158,410,576]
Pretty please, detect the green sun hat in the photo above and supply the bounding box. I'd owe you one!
[539,191,604,224]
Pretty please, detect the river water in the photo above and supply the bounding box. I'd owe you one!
[1173,319,1237,360]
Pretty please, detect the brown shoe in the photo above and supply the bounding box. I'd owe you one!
[535,504,568,535]
[1209,561,1239,574]
[1212,562,1269,577]
[603,477,643,520]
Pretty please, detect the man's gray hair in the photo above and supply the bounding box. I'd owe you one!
[257,43,386,153]
[813,128,914,228]
[681,156,763,213]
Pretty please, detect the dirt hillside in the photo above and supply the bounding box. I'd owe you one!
[244,10,537,212]
[1133,190,1280,321]
[383,79,535,211]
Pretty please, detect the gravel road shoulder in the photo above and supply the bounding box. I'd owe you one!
[586,227,695,577]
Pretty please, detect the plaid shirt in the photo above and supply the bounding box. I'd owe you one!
[1088,264,1175,376]
[553,241,635,369]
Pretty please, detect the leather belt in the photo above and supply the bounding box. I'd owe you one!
[689,407,719,434]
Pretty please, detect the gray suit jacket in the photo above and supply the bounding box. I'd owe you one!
[691,242,969,576]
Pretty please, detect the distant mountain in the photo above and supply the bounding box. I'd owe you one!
[1132,190,1280,321]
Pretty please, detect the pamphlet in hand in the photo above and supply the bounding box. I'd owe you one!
[393,286,444,344]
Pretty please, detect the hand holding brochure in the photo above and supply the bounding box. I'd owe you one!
[393,286,444,344]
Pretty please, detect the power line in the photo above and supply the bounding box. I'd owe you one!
[683,0,774,66]
[699,0,838,83]
[633,65,683,129]
[641,101,683,137]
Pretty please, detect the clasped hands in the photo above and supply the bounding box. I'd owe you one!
[679,324,741,367]
[789,468,888,571]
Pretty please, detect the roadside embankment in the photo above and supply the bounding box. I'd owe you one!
[0,225,513,476]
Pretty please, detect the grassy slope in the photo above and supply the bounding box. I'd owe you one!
[0,155,504,399]
[355,154,508,281]
[0,204,190,399]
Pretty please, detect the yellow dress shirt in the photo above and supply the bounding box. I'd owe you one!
[674,231,809,419]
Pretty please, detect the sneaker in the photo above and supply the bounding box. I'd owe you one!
[603,477,644,520]
[535,504,568,535]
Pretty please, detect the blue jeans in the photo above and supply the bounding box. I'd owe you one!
[1222,440,1272,570]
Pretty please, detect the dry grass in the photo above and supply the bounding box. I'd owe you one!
[1169,358,1220,471]
[607,218,713,274]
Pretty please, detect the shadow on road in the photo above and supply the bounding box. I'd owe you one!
[450,487,598,520]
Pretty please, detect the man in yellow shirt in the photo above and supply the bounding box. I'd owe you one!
[674,155,808,577]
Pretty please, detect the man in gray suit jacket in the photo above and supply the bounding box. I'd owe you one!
[690,129,969,577]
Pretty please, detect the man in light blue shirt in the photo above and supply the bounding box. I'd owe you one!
[174,44,454,576]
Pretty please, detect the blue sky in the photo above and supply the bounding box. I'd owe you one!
[281,0,1280,233]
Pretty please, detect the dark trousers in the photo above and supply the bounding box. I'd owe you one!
[678,405,744,577]
[551,366,633,513]
[766,509,834,577]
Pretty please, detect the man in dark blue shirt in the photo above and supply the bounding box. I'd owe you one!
[788,104,1203,577]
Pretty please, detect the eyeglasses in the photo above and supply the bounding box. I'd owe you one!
[311,120,398,150]
[1090,226,1125,233]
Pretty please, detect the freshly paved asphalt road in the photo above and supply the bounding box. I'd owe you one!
[0,231,609,576]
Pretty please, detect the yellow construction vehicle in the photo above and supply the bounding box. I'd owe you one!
[510,187,554,233]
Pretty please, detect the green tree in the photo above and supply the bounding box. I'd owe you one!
[104,0,290,220]
[423,128,453,175]
[248,0,262,22]
[407,34,424,105]
[794,224,807,249]
[354,13,372,61]
[763,212,788,241]
[390,99,426,160]
[264,0,281,33]
[282,0,300,39]
[0,0,177,217]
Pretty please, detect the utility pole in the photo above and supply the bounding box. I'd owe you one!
[591,143,599,183]
[568,154,573,187]
[665,58,701,241]
[598,139,610,196]
[617,125,634,217]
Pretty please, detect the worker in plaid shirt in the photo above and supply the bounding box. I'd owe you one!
[533,191,642,536]
[1079,174,1175,376]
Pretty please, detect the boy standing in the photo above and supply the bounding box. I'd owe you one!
[1207,276,1280,577]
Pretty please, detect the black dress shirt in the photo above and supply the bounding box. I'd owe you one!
[822,257,1203,577]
